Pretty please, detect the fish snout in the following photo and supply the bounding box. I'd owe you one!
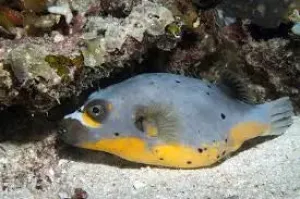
[58,118,90,146]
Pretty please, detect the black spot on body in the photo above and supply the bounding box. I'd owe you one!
[217,155,220,159]
[225,139,228,143]
[207,84,211,88]
[187,161,192,164]
[198,148,203,153]
[221,113,226,119]
[206,92,210,95]
[159,158,164,160]
[175,80,180,83]
[204,148,207,151]
[222,151,226,155]
[114,132,120,136]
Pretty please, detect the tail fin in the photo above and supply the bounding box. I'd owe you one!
[264,97,294,136]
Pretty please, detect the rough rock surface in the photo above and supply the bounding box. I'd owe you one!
[0,0,177,112]
[0,0,299,112]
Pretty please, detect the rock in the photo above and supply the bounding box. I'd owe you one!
[215,0,295,28]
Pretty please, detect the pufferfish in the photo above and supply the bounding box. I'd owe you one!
[60,72,294,169]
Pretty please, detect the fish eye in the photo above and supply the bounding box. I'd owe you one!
[90,105,104,116]
[84,99,110,122]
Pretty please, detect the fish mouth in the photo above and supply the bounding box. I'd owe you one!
[58,117,90,146]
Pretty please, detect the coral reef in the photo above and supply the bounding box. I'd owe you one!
[0,0,177,112]
[214,0,295,28]
[0,0,296,113]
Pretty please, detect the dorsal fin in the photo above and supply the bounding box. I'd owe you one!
[134,103,181,143]
[218,70,254,104]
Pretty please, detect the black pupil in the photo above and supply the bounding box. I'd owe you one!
[92,106,100,115]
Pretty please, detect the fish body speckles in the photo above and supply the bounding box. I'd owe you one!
[61,73,294,168]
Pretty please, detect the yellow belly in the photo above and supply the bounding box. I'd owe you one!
[81,137,226,168]
[80,121,269,169]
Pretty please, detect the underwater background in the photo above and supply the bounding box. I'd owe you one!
[0,0,299,198]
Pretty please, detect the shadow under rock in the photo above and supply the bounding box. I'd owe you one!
[0,106,56,142]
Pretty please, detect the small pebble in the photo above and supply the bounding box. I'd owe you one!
[132,181,146,190]
[54,33,65,43]
[58,191,70,199]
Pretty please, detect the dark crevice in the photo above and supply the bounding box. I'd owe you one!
[247,23,293,41]
[0,105,55,142]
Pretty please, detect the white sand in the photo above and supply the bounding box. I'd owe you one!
[1,117,300,199]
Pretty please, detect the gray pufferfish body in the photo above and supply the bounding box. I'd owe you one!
[61,73,294,168]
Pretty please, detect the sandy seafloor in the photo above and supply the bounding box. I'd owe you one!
[1,117,300,199]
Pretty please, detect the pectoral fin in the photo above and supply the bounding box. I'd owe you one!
[134,103,182,143]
